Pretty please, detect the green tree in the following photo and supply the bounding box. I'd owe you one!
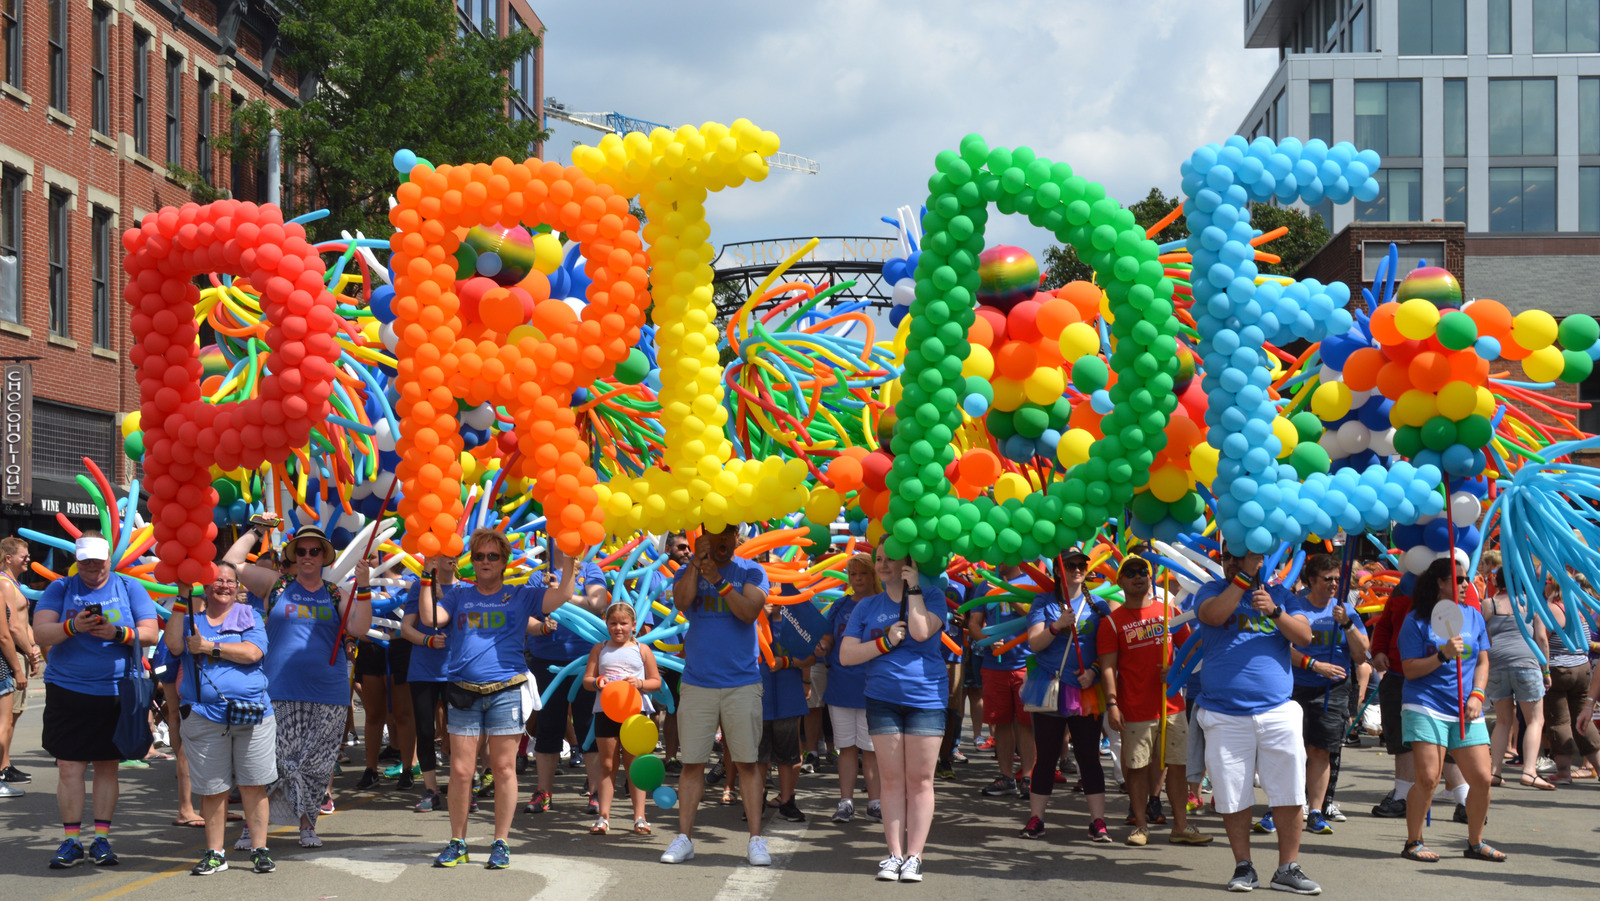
[1247,203,1332,276]
[229,0,548,239]
[1041,187,1187,289]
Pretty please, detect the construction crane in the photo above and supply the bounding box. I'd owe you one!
[544,101,820,175]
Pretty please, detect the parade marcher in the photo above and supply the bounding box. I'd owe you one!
[225,521,373,849]
[353,589,416,791]
[968,562,1036,799]
[1193,548,1320,894]
[0,536,36,788]
[814,551,881,824]
[840,546,950,883]
[1289,554,1369,836]
[35,533,160,868]
[1479,555,1552,790]
[401,557,456,811]
[1544,576,1600,785]
[165,564,277,875]
[523,545,609,816]
[582,601,661,835]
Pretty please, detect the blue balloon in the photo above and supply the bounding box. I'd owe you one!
[392,148,418,173]
[369,285,396,323]
[653,785,678,809]
[1474,336,1501,360]
[1358,397,1393,431]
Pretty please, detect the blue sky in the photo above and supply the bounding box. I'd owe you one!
[540,0,1280,265]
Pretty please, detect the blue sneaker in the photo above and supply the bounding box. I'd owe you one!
[49,838,85,869]
[1252,811,1276,834]
[486,839,510,870]
[433,839,469,868]
[1305,809,1333,835]
[88,836,120,866]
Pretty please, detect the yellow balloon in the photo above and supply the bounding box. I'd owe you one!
[1189,442,1220,484]
[121,411,141,437]
[892,316,911,361]
[620,714,659,757]
[991,378,1026,412]
[1271,416,1299,458]
[1310,381,1353,421]
[1395,298,1441,340]
[531,232,564,275]
[995,472,1031,504]
[805,486,842,524]
[1392,389,1438,428]
[1057,429,1094,468]
[1023,366,1066,406]
[1512,309,1557,351]
[866,520,885,544]
[1058,322,1099,363]
[963,344,995,380]
[1148,465,1189,503]
[1435,380,1477,420]
[1523,344,1565,382]
[1473,386,1496,419]
[507,323,548,345]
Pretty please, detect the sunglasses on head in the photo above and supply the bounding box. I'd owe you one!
[295,545,322,557]
[472,552,504,563]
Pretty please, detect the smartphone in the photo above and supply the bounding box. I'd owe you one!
[248,512,281,529]
[82,603,103,619]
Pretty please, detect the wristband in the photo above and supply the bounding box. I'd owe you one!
[426,634,445,649]
[1047,622,1062,636]
[773,655,789,670]
[62,618,78,638]
[1437,650,1449,663]
[717,581,738,600]
[1231,573,1253,592]
[874,636,894,655]
[354,587,373,603]
[117,625,135,646]
[1468,688,1486,702]
[171,600,190,615]
[1106,700,1119,707]
[1300,655,1314,671]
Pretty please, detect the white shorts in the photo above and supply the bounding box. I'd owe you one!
[828,704,874,752]
[1196,700,1305,815]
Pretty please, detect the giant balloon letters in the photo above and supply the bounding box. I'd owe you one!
[126,201,344,584]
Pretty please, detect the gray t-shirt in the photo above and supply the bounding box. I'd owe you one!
[1484,593,1541,670]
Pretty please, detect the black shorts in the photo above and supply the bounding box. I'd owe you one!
[1379,671,1410,756]
[759,715,802,766]
[42,683,122,762]
[593,711,623,740]
[527,655,594,755]
[387,640,412,685]
[1294,680,1354,752]
[661,667,681,708]
[354,640,389,678]
[961,652,983,690]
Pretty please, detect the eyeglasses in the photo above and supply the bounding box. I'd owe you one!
[1455,576,1472,584]
[295,545,323,558]
[472,553,504,563]
[1320,575,1339,584]
[212,580,238,588]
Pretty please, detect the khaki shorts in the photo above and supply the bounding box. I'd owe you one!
[12,682,27,714]
[678,681,763,765]
[1123,712,1186,770]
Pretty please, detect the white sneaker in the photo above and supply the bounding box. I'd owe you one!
[832,799,854,823]
[660,833,694,864]
[747,836,771,866]
[234,826,252,851]
[1323,802,1346,823]
[298,827,322,848]
[876,855,903,881]
[898,855,924,882]
[0,782,24,798]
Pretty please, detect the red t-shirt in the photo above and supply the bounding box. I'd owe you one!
[1096,600,1187,721]
[1373,585,1480,665]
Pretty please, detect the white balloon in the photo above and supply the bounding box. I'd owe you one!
[373,419,397,453]
[892,278,916,307]
[1319,431,1344,457]
[379,320,399,351]
[1401,545,1435,575]
[1319,365,1342,383]
[563,297,586,319]
[1450,492,1482,526]
[1337,420,1372,454]
[1349,388,1373,406]
[462,403,495,431]
[1368,428,1395,456]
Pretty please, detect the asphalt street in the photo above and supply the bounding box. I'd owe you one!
[1,689,1597,900]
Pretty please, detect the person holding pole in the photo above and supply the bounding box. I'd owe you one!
[1289,553,1369,836]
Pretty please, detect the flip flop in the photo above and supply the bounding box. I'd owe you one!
[1520,774,1557,791]
[1401,840,1439,862]
[173,817,206,828]
[226,811,245,821]
[1464,840,1506,862]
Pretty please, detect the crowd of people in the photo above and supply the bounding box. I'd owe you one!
[4,519,1598,892]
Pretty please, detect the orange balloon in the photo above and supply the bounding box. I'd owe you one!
[958,449,1002,486]
[1498,337,1531,361]
[530,298,577,336]
[1341,347,1385,392]
[827,455,865,493]
[1448,349,1489,385]
[994,341,1038,381]
[1057,281,1101,321]
[1465,299,1512,341]
[1408,351,1452,393]
[479,286,527,334]
[967,315,995,349]
[1071,400,1104,438]
[1369,303,1403,346]
[1375,360,1413,400]
[1034,297,1079,340]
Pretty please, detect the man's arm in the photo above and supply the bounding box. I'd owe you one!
[727,578,767,625]
[1196,583,1243,627]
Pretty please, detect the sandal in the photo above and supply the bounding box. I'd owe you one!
[1520,773,1557,791]
[1464,840,1507,862]
[633,817,651,835]
[721,788,737,805]
[1489,775,1503,787]
[1401,840,1439,862]
[589,818,609,835]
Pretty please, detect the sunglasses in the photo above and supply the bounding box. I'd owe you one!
[1320,575,1339,583]
[1064,562,1088,572]
[472,552,504,563]
[1121,567,1150,578]
[1455,576,1472,584]
[295,545,323,557]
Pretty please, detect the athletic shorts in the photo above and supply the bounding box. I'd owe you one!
[759,715,802,765]
[42,683,122,762]
[181,713,278,795]
[678,681,762,765]
[1401,708,1490,750]
[1197,700,1306,815]
[1293,680,1354,753]
[981,668,1030,726]
[353,640,389,679]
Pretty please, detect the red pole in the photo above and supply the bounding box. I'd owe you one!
[1443,474,1466,740]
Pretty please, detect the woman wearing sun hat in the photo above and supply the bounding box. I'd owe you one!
[224,521,372,848]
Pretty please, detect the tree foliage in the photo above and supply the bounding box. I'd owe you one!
[230,0,548,239]
[1041,187,1186,290]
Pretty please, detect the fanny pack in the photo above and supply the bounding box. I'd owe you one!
[445,673,527,710]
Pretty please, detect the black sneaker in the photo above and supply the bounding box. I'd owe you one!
[1020,816,1045,839]
[2,765,32,783]
[356,768,381,790]
[776,798,806,822]
[1227,860,1259,892]
[379,746,401,761]
[981,775,1016,796]
[251,848,276,873]
[1146,795,1166,825]
[1370,793,1406,818]
[191,850,228,875]
[397,769,415,791]
[1269,862,1321,895]
[1016,776,1031,799]
[1452,803,1471,825]
[516,754,529,775]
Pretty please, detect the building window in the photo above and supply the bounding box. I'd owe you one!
[230,93,244,195]
[1355,169,1422,222]
[1362,240,1445,280]
[165,53,183,166]
[1584,78,1600,156]
[133,31,150,156]
[92,207,111,348]
[1582,167,1600,231]
[1355,81,1422,158]
[0,167,18,324]
[1489,167,1557,232]
[1443,79,1466,157]
[32,400,116,480]
[1444,167,1467,222]
[47,188,68,337]
[456,0,475,31]
[481,0,496,36]
[1582,367,1600,434]
[1489,79,1556,156]
[197,73,214,186]
[1351,2,1370,52]
[1398,0,1465,55]
[1488,0,1512,53]
[91,5,110,134]
[48,0,67,111]
[1534,0,1600,53]
[1272,90,1287,142]
[1309,81,1332,145]
[3,0,20,89]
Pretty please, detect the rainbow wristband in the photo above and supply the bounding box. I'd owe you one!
[1469,688,1486,702]
[1231,573,1253,592]
[874,636,894,655]
[717,581,738,600]
[1300,656,1314,671]
[62,618,78,638]
[116,625,134,646]
[171,600,190,616]
[354,587,373,603]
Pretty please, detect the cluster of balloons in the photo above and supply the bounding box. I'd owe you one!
[125,200,343,584]
[598,680,677,809]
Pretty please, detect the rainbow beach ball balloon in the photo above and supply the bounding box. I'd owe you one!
[1395,265,1461,310]
[977,245,1040,311]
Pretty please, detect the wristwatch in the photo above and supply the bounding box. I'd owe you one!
[1436,650,1449,663]
[1267,606,1283,619]
[210,644,223,660]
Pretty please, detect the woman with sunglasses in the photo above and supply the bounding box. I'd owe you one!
[225,522,373,849]
[1398,558,1499,863]
[415,528,577,870]
[1287,554,1369,836]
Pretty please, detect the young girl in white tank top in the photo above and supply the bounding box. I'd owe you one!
[582,602,662,835]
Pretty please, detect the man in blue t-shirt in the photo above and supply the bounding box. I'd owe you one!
[660,525,771,869]
[1287,554,1369,836]
[967,563,1036,799]
[1193,547,1319,895]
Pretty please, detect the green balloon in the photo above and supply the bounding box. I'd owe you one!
[1170,490,1205,522]
[1072,356,1109,393]
[1421,416,1458,452]
[996,527,1023,554]
[1561,349,1594,384]
[1131,492,1167,523]
[1435,311,1478,351]
[124,431,144,460]
[1455,414,1493,449]
[965,376,994,404]
[1558,313,1599,351]
[629,754,666,793]
[212,478,239,507]
[1290,411,1324,444]
[1289,442,1331,480]
[1014,405,1049,438]
[805,522,832,552]
[1393,425,1424,459]
[614,348,651,385]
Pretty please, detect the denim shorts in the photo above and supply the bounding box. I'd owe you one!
[0,673,13,698]
[864,695,945,737]
[446,686,526,737]
[1485,665,1544,704]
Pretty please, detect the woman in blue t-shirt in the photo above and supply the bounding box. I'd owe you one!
[225,522,373,849]
[812,552,882,824]
[401,558,460,812]
[415,528,576,870]
[1398,558,1499,863]
[840,546,949,884]
[163,564,275,875]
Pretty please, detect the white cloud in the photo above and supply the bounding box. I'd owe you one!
[540,0,1279,263]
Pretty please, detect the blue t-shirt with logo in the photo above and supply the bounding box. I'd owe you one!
[762,613,809,721]
[179,605,273,723]
[845,571,951,710]
[1193,579,1299,717]
[679,557,769,690]
[823,594,868,709]
[38,575,159,697]
[526,560,607,662]
[1289,592,1367,689]
[401,580,451,683]
[443,582,546,683]
[1399,604,1490,719]
[977,580,1032,671]
[1028,591,1110,683]
[251,579,349,705]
